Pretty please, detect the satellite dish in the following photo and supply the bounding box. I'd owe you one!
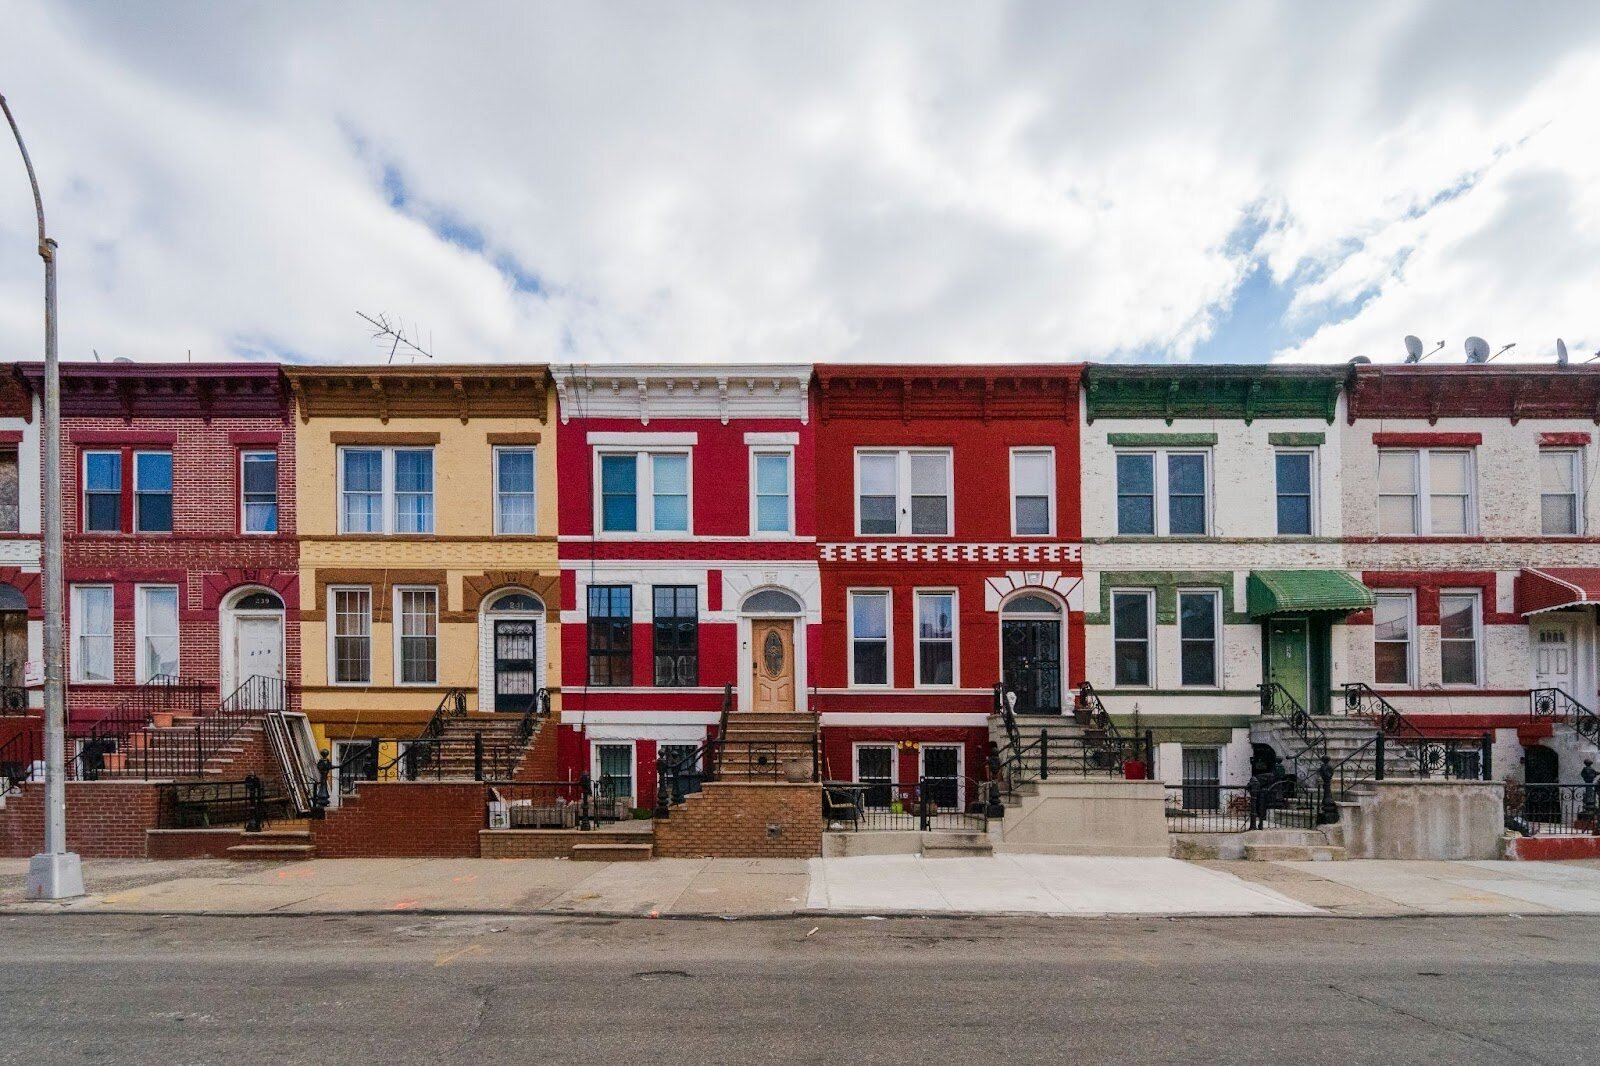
[1557,339,1569,366]
[1464,336,1490,364]
[112,356,134,364]
[1349,355,1372,364]
[1403,335,1424,362]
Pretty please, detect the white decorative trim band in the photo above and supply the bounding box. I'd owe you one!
[586,431,699,446]
[820,543,1083,563]
[744,431,800,445]
[819,712,991,727]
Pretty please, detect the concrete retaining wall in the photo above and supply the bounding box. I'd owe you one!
[1339,779,1503,860]
[996,778,1168,856]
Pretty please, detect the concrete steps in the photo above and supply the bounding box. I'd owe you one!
[718,712,816,782]
[921,831,994,859]
[1240,829,1345,862]
[226,829,315,861]
[570,842,653,862]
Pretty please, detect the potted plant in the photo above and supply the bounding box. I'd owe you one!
[782,759,811,783]
[150,712,174,729]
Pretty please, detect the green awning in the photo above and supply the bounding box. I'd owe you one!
[1247,570,1374,619]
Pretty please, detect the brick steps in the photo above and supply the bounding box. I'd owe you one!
[570,842,653,861]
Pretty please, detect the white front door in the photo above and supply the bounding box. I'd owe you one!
[1532,618,1577,693]
[235,615,285,685]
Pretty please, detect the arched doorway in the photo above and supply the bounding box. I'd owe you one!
[221,588,285,694]
[740,588,803,713]
[1000,592,1063,715]
[0,584,27,710]
[480,590,545,713]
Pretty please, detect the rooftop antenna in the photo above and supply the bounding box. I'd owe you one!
[1464,336,1491,364]
[1403,335,1444,362]
[356,310,435,364]
[91,349,101,363]
[1556,339,1569,366]
[1486,341,1516,362]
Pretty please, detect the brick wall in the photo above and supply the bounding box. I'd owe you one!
[653,782,822,858]
[312,781,483,858]
[479,827,653,858]
[0,781,165,858]
[512,718,562,782]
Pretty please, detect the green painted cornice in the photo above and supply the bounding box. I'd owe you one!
[1083,365,1345,425]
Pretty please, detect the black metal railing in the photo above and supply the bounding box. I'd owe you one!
[487,776,632,830]
[1338,682,1430,743]
[1259,681,1330,765]
[822,779,988,832]
[1530,687,1600,740]
[69,673,208,778]
[1506,782,1600,837]
[419,687,469,741]
[653,684,733,818]
[0,727,40,791]
[514,688,552,748]
[1163,780,1320,833]
[1074,681,1148,774]
[156,776,289,830]
[0,683,28,714]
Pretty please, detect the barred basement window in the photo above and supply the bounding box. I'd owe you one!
[397,586,438,685]
[652,585,698,686]
[587,585,633,686]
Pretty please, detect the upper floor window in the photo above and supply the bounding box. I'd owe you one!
[752,451,793,535]
[70,584,114,683]
[135,584,180,682]
[82,450,173,534]
[494,446,537,535]
[1115,451,1208,536]
[587,585,633,685]
[599,452,689,534]
[1177,590,1219,687]
[1439,591,1480,687]
[0,447,19,533]
[1112,590,1153,686]
[849,590,890,687]
[857,449,951,536]
[1011,449,1054,536]
[1275,451,1314,536]
[338,447,434,534]
[915,590,956,686]
[652,585,698,686]
[240,451,278,534]
[1377,449,1473,536]
[1540,449,1582,536]
[133,452,173,533]
[1373,592,1414,685]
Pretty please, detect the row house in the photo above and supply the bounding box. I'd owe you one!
[284,365,558,773]
[0,367,41,715]
[23,362,300,730]
[552,364,816,806]
[813,366,1084,807]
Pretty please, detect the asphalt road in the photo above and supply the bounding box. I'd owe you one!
[1,913,1595,1065]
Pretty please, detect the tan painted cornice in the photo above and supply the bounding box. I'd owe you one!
[283,364,550,425]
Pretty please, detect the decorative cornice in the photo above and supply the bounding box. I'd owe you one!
[282,365,549,425]
[19,362,287,422]
[814,365,1081,424]
[1082,365,1344,425]
[1346,364,1600,425]
[550,364,812,426]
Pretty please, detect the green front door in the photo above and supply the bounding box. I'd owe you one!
[1266,619,1310,711]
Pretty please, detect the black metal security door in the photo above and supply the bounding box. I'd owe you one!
[493,620,538,712]
[1002,619,1061,714]
[922,745,961,809]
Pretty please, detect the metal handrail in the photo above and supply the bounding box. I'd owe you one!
[1338,682,1430,743]
[1530,687,1600,740]
[654,684,734,817]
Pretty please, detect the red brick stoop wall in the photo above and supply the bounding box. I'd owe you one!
[0,782,166,858]
[312,782,483,858]
[511,718,561,783]
[653,782,822,858]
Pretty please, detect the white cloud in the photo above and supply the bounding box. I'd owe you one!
[0,0,1597,367]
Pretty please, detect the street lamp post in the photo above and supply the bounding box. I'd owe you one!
[2,91,84,900]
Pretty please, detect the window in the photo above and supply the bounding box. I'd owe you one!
[331,587,372,684]
[598,452,690,534]
[1540,449,1582,536]
[83,451,121,533]
[338,447,434,534]
[849,590,890,686]
[1178,590,1219,687]
[752,452,793,535]
[587,585,633,685]
[1439,591,1480,687]
[494,447,537,535]
[594,742,635,805]
[1275,451,1314,535]
[1115,451,1209,536]
[915,591,955,686]
[658,743,700,774]
[1373,592,1413,686]
[396,587,438,685]
[133,452,173,533]
[0,448,18,533]
[855,450,951,536]
[240,451,278,534]
[70,585,114,683]
[1011,449,1054,536]
[134,585,180,682]
[652,586,698,686]
[1377,449,1474,536]
[855,744,895,807]
[1112,590,1153,686]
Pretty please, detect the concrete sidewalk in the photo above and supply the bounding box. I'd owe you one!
[3,855,1600,918]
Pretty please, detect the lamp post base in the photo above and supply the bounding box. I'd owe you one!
[25,851,84,900]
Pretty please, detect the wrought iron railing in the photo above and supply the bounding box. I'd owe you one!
[487,777,632,830]
[1506,782,1600,837]
[514,688,552,748]
[1530,687,1600,740]
[0,684,27,714]
[0,727,40,791]
[654,684,733,817]
[418,687,469,741]
[821,779,988,833]
[1074,681,1146,773]
[1258,682,1329,763]
[1338,682,1430,743]
[1163,780,1320,833]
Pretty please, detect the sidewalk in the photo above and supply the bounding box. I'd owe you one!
[2,855,1599,918]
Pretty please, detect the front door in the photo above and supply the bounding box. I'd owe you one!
[921,744,962,810]
[1524,745,1560,820]
[1002,619,1061,714]
[493,620,539,712]
[1266,619,1310,711]
[234,615,284,685]
[1532,618,1577,696]
[751,619,795,712]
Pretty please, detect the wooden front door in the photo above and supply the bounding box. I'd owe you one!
[751,619,795,712]
[1266,619,1310,711]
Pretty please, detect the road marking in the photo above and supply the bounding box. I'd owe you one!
[434,943,486,967]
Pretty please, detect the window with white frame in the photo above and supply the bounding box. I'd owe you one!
[135,584,180,682]
[849,590,890,686]
[330,586,373,684]
[752,451,793,534]
[1373,592,1414,685]
[855,744,895,807]
[598,451,689,534]
[494,446,537,535]
[1177,590,1219,687]
[594,742,635,804]
[70,584,114,683]
[338,447,434,534]
[1011,449,1054,536]
[1438,591,1480,686]
[396,586,438,685]
[1377,449,1474,536]
[1115,451,1209,536]
[1112,590,1153,686]
[856,450,951,536]
[1274,451,1314,535]
[240,450,278,533]
[1540,449,1582,536]
[915,591,955,686]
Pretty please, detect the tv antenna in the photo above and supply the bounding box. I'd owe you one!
[357,311,435,364]
[1403,335,1444,362]
[1486,342,1516,362]
[1464,336,1491,364]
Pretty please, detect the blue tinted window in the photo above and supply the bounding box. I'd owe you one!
[600,455,637,532]
[1115,454,1155,535]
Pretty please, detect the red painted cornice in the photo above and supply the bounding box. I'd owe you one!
[1347,364,1600,425]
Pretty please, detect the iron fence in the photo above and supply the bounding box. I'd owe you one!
[487,777,633,829]
[1507,782,1600,837]
[821,779,988,832]
[1163,781,1320,833]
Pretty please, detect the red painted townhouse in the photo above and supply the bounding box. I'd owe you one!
[552,364,817,806]
[812,365,1085,808]
[21,363,299,739]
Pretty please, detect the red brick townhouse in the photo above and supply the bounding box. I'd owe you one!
[20,362,299,736]
[1341,361,1600,780]
[812,365,1085,806]
[0,367,41,712]
[552,364,817,805]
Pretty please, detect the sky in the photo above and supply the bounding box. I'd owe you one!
[0,0,1597,368]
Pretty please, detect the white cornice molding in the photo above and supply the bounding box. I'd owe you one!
[552,364,812,425]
